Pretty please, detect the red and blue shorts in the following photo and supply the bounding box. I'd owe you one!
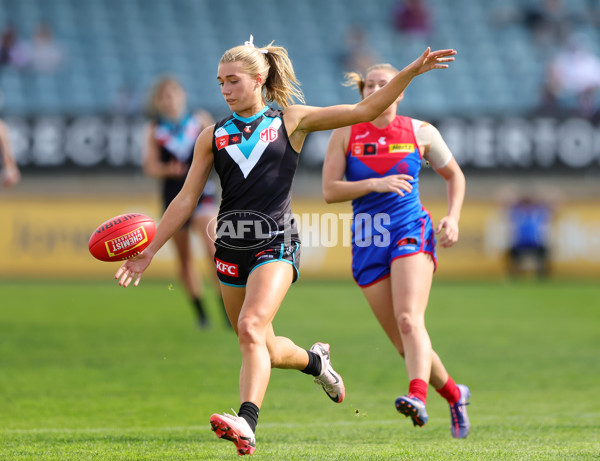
[351,211,437,288]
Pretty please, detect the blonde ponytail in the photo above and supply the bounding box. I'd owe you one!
[220,38,305,108]
[342,71,365,97]
[262,43,305,107]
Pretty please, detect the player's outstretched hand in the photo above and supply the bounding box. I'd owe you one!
[409,47,457,76]
[115,250,154,287]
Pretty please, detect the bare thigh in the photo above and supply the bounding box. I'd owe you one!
[361,277,405,355]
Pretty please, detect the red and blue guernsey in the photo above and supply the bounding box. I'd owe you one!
[345,115,437,287]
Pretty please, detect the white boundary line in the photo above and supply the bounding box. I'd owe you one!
[1,419,394,435]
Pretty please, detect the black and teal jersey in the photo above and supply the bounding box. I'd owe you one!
[153,112,216,210]
[212,107,299,247]
[154,113,201,196]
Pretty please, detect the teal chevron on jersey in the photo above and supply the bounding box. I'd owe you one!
[214,109,282,178]
[212,107,300,247]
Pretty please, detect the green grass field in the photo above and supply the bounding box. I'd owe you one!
[1,278,599,460]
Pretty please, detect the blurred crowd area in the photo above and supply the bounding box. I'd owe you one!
[2,0,600,186]
[2,0,600,118]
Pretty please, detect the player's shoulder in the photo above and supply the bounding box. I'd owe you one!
[192,109,214,126]
[265,107,283,118]
[199,123,216,139]
[144,119,160,139]
[332,125,352,135]
[398,115,433,135]
[196,123,217,148]
[330,125,352,142]
[145,118,159,129]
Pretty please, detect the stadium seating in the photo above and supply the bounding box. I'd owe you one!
[0,0,593,117]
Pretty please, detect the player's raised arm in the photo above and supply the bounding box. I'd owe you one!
[287,47,456,135]
[115,127,215,287]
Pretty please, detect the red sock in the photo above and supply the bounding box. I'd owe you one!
[408,378,428,404]
[436,376,461,405]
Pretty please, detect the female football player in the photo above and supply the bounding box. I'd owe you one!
[116,36,456,455]
[322,63,470,438]
[144,76,229,328]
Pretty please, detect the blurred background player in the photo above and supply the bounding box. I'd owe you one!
[144,76,229,329]
[506,194,552,279]
[322,63,469,438]
[0,118,21,188]
[116,37,456,455]
[498,185,561,280]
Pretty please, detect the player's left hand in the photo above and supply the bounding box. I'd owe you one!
[410,47,457,76]
[115,250,154,287]
[435,216,459,248]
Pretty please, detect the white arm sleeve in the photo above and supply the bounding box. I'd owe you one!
[415,123,453,169]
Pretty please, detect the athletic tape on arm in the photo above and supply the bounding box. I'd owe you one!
[415,123,453,169]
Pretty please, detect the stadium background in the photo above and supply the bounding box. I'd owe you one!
[1,0,600,281]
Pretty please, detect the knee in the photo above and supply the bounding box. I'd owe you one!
[397,312,423,336]
[237,316,264,348]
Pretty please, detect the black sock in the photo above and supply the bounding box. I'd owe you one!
[301,350,322,376]
[238,401,259,433]
[192,297,208,324]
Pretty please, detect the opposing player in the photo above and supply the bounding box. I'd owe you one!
[144,76,228,328]
[116,37,456,455]
[322,63,470,438]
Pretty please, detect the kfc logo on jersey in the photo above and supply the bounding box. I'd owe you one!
[215,258,239,277]
[216,134,242,150]
[259,127,278,142]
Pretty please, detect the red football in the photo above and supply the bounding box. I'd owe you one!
[88,213,156,262]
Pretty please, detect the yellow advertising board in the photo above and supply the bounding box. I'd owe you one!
[1,196,599,280]
[0,197,176,279]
